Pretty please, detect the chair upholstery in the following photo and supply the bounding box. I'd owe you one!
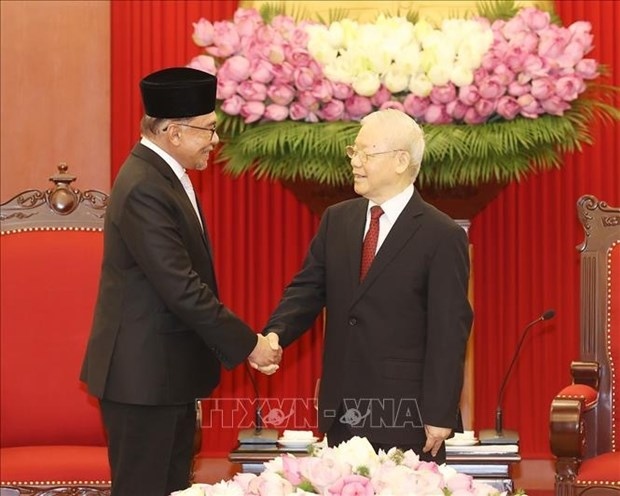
[0,164,111,495]
[550,195,620,496]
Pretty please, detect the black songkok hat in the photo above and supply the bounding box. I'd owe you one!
[140,67,217,118]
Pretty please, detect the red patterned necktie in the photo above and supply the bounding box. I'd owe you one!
[360,205,384,281]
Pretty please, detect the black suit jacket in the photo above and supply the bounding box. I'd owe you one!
[81,143,257,405]
[265,191,473,445]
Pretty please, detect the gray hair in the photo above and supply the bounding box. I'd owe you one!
[360,109,425,181]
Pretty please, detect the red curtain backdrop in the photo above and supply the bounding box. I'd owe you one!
[110,0,619,458]
[470,0,619,458]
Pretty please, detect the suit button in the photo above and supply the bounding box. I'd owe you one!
[348,317,357,326]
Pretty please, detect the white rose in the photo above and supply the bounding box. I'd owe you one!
[352,71,381,96]
[394,44,422,75]
[428,64,452,86]
[408,74,433,97]
[413,19,434,43]
[210,481,244,496]
[332,436,379,472]
[450,64,474,86]
[384,67,410,93]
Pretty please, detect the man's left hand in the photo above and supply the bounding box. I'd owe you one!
[422,424,452,457]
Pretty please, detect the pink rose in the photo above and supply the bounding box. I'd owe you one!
[380,101,405,112]
[240,101,265,123]
[370,86,391,107]
[311,80,334,103]
[531,77,555,100]
[271,62,294,83]
[216,80,238,100]
[286,47,313,68]
[345,95,373,120]
[233,8,263,37]
[555,75,585,101]
[501,16,527,41]
[496,96,520,119]
[538,26,571,59]
[575,59,598,79]
[282,454,303,485]
[327,474,373,496]
[556,41,586,69]
[508,81,531,97]
[446,472,473,492]
[478,75,506,100]
[249,471,294,496]
[297,90,319,111]
[293,67,317,91]
[301,456,351,493]
[192,18,214,47]
[403,94,430,119]
[237,80,267,101]
[458,85,480,106]
[187,55,217,75]
[319,100,345,121]
[220,95,245,116]
[289,102,310,121]
[250,59,274,84]
[271,14,297,35]
[519,7,550,31]
[206,21,241,58]
[541,96,570,116]
[493,64,516,86]
[219,56,251,82]
[446,99,469,121]
[430,83,457,105]
[332,82,354,100]
[267,83,295,106]
[568,21,594,49]
[463,107,487,124]
[517,94,543,118]
[424,103,451,124]
[264,104,289,121]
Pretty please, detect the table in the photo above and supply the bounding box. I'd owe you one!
[229,443,520,492]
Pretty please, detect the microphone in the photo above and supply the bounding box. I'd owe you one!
[237,361,279,445]
[479,309,556,445]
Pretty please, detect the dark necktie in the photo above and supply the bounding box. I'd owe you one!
[360,205,384,281]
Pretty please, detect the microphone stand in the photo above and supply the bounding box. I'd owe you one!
[237,362,279,445]
[479,310,555,445]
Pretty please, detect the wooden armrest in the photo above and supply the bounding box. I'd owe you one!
[550,397,586,458]
[569,361,600,389]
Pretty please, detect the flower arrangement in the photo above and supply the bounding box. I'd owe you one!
[172,436,523,495]
[188,2,619,188]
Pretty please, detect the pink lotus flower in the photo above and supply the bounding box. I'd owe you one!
[189,5,601,125]
[327,474,373,496]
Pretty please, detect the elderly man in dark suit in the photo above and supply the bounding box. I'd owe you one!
[264,108,473,463]
[80,67,281,496]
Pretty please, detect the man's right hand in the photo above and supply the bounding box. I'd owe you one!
[248,332,282,375]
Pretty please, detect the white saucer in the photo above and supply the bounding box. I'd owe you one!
[445,437,479,446]
[277,437,318,448]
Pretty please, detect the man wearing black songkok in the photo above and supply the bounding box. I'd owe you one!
[80,67,282,496]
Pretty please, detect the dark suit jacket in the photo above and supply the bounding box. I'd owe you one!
[265,191,473,445]
[81,143,257,405]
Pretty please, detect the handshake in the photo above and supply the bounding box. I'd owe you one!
[247,332,282,375]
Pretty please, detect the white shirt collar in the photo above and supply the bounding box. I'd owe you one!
[368,184,414,223]
[140,136,186,180]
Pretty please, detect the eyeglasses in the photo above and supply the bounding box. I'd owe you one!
[345,145,404,164]
[165,122,217,140]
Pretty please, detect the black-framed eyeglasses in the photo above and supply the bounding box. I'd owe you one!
[165,122,217,140]
[345,145,404,164]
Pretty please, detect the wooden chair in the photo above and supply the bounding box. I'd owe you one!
[549,195,620,495]
[0,164,111,495]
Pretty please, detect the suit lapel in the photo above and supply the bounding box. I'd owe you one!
[132,144,210,248]
[351,192,425,303]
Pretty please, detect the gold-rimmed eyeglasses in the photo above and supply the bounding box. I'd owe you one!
[164,122,217,140]
[345,145,403,164]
